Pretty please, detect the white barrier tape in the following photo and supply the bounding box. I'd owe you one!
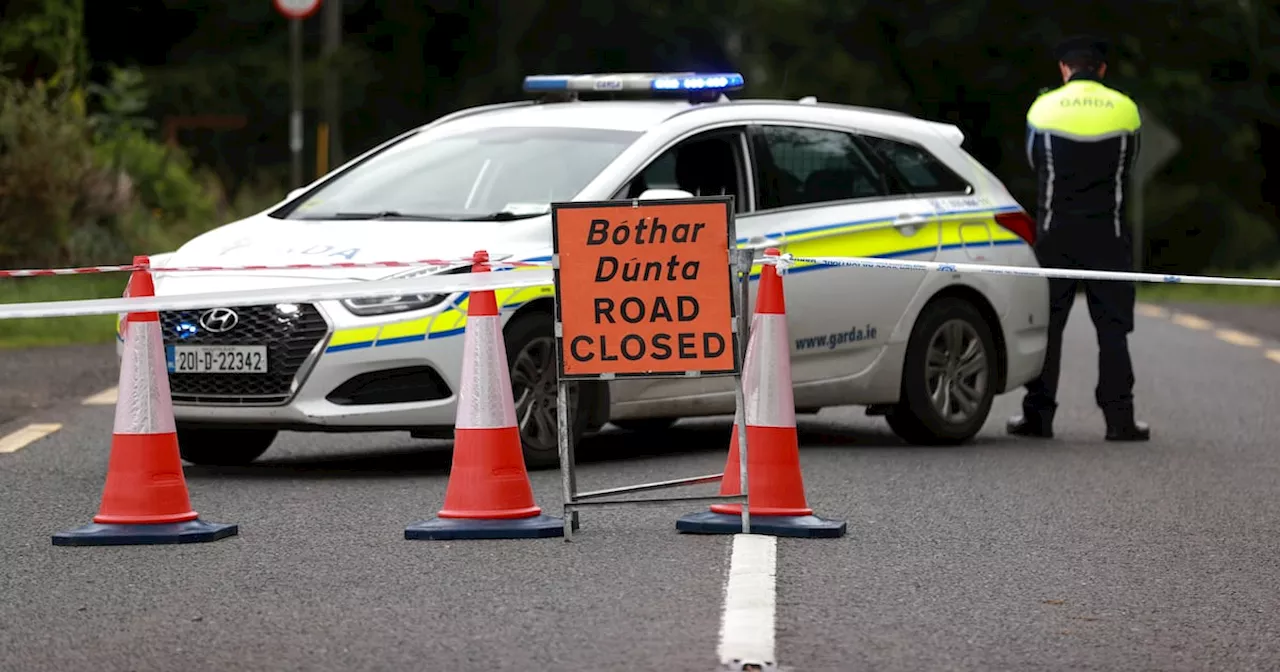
[0,269,555,320]
[0,256,551,278]
[149,258,551,273]
[775,254,1280,288]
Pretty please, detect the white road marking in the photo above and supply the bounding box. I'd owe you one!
[0,423,61,454]
[1171,313,1213,330]
[82,387,118,406]
[1215,329,1262,348]
[718,534,778,669]
[1267,350,1280,365]
[1136,303,1167,318]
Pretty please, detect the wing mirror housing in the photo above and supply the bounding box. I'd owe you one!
[637,188,695,200]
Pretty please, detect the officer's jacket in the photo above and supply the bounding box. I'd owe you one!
[1025,73,1142,239]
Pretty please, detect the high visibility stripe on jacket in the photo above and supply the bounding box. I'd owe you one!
[1026,72,1142,238]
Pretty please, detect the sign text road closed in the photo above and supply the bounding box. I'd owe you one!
[552,197,739,380]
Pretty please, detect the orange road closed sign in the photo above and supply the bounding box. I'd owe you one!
[552,197,740,380]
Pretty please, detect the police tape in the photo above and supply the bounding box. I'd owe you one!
[0,269,556,320]
[1,252,1275,321]
[0,256,551,278]
[773,254,1280,288]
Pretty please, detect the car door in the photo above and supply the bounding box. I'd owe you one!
[738,123,943,386]
[858,133,992,261]
[605,124,766,406]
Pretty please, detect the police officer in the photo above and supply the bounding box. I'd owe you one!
[1007,35,1151,442]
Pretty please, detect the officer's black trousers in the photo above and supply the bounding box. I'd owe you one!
[1021,250,1137,425]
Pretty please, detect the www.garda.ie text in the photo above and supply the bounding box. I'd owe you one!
[795,324,878,351]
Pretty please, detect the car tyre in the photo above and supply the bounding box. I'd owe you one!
[886,297,998,445]
[176,426,277,466]
[504,310,592,470]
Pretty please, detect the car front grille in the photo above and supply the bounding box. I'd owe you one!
[160,303,330,405]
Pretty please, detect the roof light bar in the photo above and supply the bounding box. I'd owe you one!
[522,72,745,94]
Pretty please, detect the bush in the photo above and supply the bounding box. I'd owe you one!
[0,67,236,268]
[0,75,124,267]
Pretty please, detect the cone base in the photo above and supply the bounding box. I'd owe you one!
[405,514,564,541]
[52,518,238,547]
[675,511,847,539]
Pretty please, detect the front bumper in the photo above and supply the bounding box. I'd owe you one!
[157,299,470,431]
[115,274,558,432]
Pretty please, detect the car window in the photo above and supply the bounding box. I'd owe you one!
[859,135,972,195]
[751,125,888,210]
[282,126,641,220]
[619,129,748,212]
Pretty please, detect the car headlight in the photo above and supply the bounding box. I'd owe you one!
[339,263,471,316]
[341,293,449,316]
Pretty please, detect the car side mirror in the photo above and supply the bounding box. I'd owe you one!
[637,188,695,201]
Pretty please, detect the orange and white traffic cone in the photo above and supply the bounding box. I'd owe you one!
[405,250,563,540]
[53,256,239,546]
[676,248,846,538]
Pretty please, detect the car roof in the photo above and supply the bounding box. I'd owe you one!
[424,97,961,142]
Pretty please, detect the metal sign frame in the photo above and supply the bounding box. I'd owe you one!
[550,196,754,540]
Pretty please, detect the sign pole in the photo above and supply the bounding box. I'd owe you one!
[732,248,753,535]
[273,0,321,188]
[289,16,303,189]
[1130,106,1181,272]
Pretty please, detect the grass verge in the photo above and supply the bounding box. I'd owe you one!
[0,274,126,349]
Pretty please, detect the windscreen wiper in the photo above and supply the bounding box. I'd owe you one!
[297,211,458,221]
[468,210,548,221]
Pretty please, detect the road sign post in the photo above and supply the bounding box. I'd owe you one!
[273,0,322,189]
[551,196,751,540]
[1131,106,1181,271]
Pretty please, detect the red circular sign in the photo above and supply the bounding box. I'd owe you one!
[273,0,321,19]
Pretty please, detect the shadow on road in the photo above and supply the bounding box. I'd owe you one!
[184,412,1029,481]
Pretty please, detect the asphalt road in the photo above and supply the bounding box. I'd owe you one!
[1,299,1278,672]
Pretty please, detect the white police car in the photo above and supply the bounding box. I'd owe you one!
[122,72,1049,468]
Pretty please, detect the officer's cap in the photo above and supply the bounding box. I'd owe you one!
[1054,35,1109,63]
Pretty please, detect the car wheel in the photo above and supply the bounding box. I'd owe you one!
[886,297,998,445]
[504,310,590,470]
[611,417,678,433]
[176,426,277,466]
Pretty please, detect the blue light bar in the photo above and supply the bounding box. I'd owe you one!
[522,72,744,94]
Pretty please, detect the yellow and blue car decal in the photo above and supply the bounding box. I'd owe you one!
[740,203,1026,281]
[324,260,556,353]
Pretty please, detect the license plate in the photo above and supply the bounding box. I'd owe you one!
[166,345,269,374]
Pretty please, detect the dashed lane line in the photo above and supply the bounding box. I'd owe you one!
[1171,313,1214,330]
[1136,303,1167,318]
[1215,329,1263,348]
[1267,350,1280,365]
[82,387,118,406]
[0,423,61,454]
[718,534,778,670]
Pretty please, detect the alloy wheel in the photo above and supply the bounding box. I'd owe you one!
[510,335,571,452]
[924,319,989,424]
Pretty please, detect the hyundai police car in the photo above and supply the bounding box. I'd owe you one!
[119,72,1049,469]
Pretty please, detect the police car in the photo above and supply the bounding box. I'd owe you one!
[121,72,1049,468]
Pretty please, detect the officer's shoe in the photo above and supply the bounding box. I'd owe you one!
[1007,414,1053,439]
[1102,406,1150,442]
[1105,420,1150,442]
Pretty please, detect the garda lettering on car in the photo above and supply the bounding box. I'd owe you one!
[214,237,362,260]
[929,195,994,212]
[794,324,879,352]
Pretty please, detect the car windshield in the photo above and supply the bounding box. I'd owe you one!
[282,125,642,221]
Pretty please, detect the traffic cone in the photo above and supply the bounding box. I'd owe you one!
[676,249,846,538]
[405,250,563,540]
[53,257,239,546]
